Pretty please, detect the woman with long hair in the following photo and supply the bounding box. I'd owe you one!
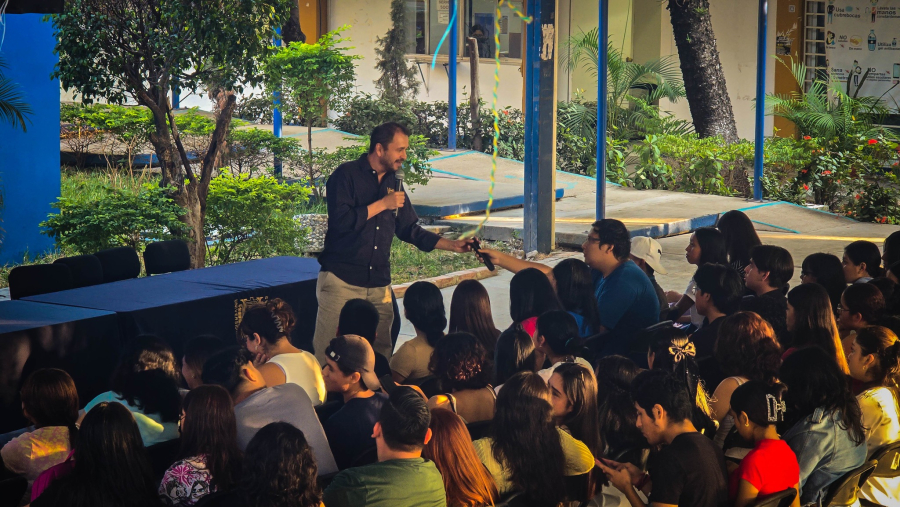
[158,385,243,506]
[449,280,501,356]
[492,325,537,386]
[716,210,762,275]
[711,312,783,450]
[668,228,729,328]
[780,347,867,506]
[31,401,161,507]
[423,408,499,507]
[839,283,886,345]
[391,281,448,383]
[230,422,321,507]
[883,231,900,268]
[594,356,646,458]
[552,259,601,337]
[82,335,181,446]
[845,326,900,504]
[549,363,604,497]
[786,283,849,372]
[428,332,496,424]
[843,240,884,284]
[508,268,563,338]
[472,371,594,505]
[646,326,717,437]
[800,253,846,314]
[1,369,78,502]
[239,298,325,405]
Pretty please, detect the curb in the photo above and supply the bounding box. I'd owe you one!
[392,265,500,298]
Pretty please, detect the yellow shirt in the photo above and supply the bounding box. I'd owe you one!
[472,427,595,494]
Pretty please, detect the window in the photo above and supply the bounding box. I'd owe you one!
[404,0,524,60]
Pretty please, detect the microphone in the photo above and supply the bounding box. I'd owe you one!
[393,169,405,217]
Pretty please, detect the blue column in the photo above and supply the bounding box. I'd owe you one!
[448,0,458,150]
[0,15,59,264]
[172,86,180,109]
[753,0,767,201]
[273,28,283,178]
[595,0,609,220]
[523,0,541,253]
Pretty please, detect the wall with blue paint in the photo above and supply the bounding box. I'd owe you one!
[0,14,60,264]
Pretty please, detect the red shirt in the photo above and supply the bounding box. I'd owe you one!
[729,439,799,500]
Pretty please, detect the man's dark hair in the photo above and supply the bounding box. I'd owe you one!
[693,263,744,315]
[201,347,253,395]
[379,386,431,452]
[750,245,794,289]
[338,299,380,346]
[591,219,631,260]
[368,122,411,154]
[631,369,694,423]
[182,334,226,372]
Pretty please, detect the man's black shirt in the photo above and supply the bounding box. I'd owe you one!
[319,155,440,288]
[740,288,790,346]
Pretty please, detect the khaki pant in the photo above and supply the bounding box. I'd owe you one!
[313,271,395,363]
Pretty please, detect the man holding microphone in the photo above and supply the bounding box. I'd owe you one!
[314,122,472,362]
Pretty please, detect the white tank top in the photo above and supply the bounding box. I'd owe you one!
[266,351,327,406]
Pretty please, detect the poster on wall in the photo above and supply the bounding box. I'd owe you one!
[825,0,900,105]
[438,0,450,24]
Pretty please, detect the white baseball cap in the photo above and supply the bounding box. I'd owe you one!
[630,236,667,275]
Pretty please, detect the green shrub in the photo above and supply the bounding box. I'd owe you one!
[204,174,311,265]
[41,183,190,254]
[225,128,301,177]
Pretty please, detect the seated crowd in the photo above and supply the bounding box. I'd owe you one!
[3,217,900,507]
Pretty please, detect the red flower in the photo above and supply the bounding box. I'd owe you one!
[856,194,862,200]
[869,139,878,145]
[881,217,889,224]
[823,170,832,175]
[803,184,810,191]
[801,169,808,174]
[803,136,812,140]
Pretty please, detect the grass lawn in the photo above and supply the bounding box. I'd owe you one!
[389,235,509,285]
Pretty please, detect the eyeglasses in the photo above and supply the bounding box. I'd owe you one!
[837,304,851,313]
[585,237,602,244]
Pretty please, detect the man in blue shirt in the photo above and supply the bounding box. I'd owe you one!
[585,219,660,357]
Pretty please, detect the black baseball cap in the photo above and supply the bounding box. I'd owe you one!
[325,335,382,391]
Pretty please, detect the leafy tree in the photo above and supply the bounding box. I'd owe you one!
[52,0,291,267]
[374,0,420,105]
[0,55,32,132]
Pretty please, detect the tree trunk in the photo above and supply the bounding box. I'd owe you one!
[666,0,739,143]
[468,37,482,152]
[282,1,306,44]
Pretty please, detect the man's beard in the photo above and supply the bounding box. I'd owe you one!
[381,153,400,171]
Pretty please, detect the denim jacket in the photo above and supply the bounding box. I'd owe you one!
[782,407,867,506]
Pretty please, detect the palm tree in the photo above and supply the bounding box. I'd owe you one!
[0,55,32,132]
[559,28,689,141]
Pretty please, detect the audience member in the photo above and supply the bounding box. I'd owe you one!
[629,236,670,321]
[83,335,181,446]
[785,283,849,372]
[422,408,499,507]
[882,231,900,268]
[218,422,322,507]
[553,258,602,337]
[839,283,886,347]
[689,263,743,373]
[390,281,446,383]
[31,401,160,507]
[472,371,594,504]
[159,385,242,507]
[727,381,800,507]
[481,219,660,358]
[646,326,716,437]
[238,299,325,405]
[201,347,338,474]
[448,279,501,356]
[181,335,226,390]
[427,332,496,424]
[337,298,391,378]
[508,267,563,336]
[550,363,604,497]
[740,245,794,344]
[1,369,78,502]
[779,347,867,506]
[800,252,847,314]
[668,228,728,328]
[323,385,446,507]
[535,310,593,381]
[869,277,898,312]
[712,312,782,451]
[595,356,646,458]
[845,326,900,505]
[597,369,728,507]
[492,325,537,386]
[321,334,387,470]
[716,209,762,276]
[843,240,884,284]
